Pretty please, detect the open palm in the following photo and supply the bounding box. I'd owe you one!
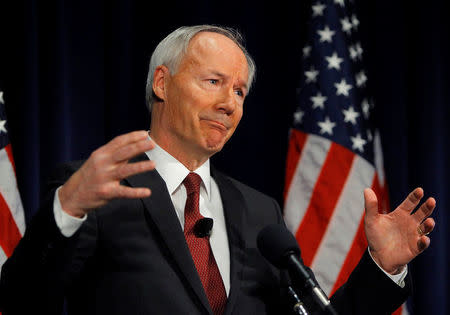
[364,188,436,274]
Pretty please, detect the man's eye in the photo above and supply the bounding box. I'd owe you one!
[235,90,244,97]
[209,79,218,85]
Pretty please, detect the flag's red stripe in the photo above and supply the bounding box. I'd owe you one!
[295,143,355,266]
[5,144,16,174]
[283,129,308,201]
[0,192,22,257]
[392,307,403,315]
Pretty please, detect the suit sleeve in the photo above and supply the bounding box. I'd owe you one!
[0,162,97,315]
[328,250,411,315]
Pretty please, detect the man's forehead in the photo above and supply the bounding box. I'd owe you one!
[183,32,249,79]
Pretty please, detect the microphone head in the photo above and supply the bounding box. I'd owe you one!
[257,224,301,269]
[194,218,214,238]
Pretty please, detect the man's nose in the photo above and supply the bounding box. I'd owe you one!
[216,87,236,115]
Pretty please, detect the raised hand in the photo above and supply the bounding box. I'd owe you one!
[364,187,436,274]
[58,131,156,218]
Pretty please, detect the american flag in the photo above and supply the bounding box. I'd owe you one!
[0,89,25,278]
[283,1,406,314]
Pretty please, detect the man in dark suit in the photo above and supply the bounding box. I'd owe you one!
[0,25,436,315]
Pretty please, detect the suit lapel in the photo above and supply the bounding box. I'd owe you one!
[212,168,247,315]
[124,154,212,314]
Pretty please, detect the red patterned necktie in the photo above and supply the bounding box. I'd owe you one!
[183,172,227,315]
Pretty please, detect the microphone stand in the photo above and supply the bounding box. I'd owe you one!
[287,255,338,315]
[287,286,309,315]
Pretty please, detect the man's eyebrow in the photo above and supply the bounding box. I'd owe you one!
[207,71,227,78]
[207,70,248,90]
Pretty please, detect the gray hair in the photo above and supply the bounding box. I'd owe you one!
[145,25,256,111]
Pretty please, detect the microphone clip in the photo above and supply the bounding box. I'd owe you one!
[194,218,213,238]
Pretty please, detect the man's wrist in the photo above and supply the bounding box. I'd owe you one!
[54,187,87,237]
[58,185,85,218]
[368,248,408,288]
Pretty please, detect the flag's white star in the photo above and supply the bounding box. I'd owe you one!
[305,67,319,83]
[312,3,326,16]
[342,106,360,125]
[303,45,312,58]
[0,119,7,134]
[0,91,4,104]
[341,17,352,35]
[334,0,345,7]
[355,70,368,87]
[349,45,358,61]
[355,42,363,59]
[310,92,327,109]
[351,14,360,30]
[317,25,335,43]
[294,110,304,124]
[335,79,352,96]
[361,99,370,119]
[318,116,336,135]
[351,133,367,152]
[326,52,344,70]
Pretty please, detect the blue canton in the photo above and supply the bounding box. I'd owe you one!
[294,0,376,163]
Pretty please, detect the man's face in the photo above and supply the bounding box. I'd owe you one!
[155,32,249,158]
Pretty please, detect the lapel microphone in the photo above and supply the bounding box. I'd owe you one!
[194,218,214,238]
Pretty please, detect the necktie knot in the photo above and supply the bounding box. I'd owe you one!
[183,172,202,196]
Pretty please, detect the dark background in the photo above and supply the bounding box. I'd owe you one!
[0,1,448,314]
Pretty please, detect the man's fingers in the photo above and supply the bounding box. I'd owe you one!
[113,138,155,162]
[115,185,152,199]
[398,187,424,212]
[106,130,150,152]
[115,160,156,179]
[364,188,379,219]
[413,197,436,223]
[418,217,435,235]
[417,235,431,252]
[416,217,434,252]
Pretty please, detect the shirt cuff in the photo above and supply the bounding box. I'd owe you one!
[53,186,87,237]
[368,248,408,288]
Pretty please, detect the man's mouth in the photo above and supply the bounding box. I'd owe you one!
[200,118,230,131]
[207,120,227,131]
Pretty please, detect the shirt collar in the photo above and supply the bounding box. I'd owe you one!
[145,136,211,199]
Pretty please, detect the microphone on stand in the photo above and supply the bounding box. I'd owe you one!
[257,224,338,315]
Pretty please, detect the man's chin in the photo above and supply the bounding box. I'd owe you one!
[205,140,225,154]
[204,136,228,154]
[203,130,230,152]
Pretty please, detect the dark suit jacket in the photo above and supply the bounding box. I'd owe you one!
[0,155,410,315]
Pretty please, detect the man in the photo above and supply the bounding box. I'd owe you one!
[0,25,436,315]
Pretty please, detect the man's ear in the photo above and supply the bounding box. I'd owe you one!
[152,65,169,102]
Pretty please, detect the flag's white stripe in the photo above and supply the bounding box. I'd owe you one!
[0,149,25,235]
[284,134,331,233]
[374,130,385,187]
[311,155,374,295]
[0,245,7,275]
[401,303,409,315]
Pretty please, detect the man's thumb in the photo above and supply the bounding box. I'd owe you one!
[364,188,379,218]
